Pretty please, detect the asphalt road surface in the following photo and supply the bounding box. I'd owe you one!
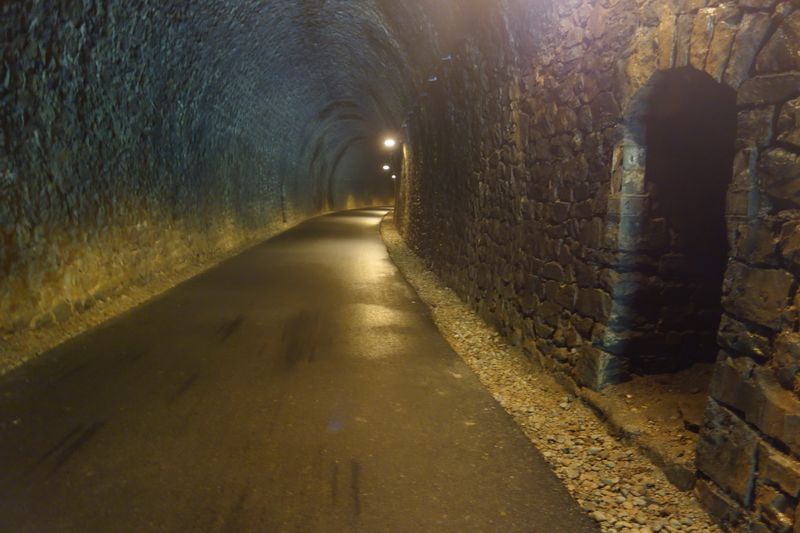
[0,208,597,532]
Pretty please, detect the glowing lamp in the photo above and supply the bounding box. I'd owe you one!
[384,138,397,148]
[382,165,391,171]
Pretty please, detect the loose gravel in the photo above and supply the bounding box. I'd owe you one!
[381,213,722,533]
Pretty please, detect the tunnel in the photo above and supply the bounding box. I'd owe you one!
[2,0,800,531]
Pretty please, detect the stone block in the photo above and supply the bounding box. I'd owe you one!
[610,271,649,303]
[548,201,571,223]
[544,280,576,309]
[711,354,800,455]
[733,220,778,265]
[574,345,627,390]
[756,11,800,74]
[737,107,775,149]
[576,287,612,321]
[578,218,603,248]
[623,26,661,102]
[724,13,772,88]
[618,194,648,217]
[596,268,618,293]
[534,316,556,339]
[520,291,539,316]
[738,74,800,106]
[696,399,759,505]
[688,8,715,70]
[704,12,738,81]
[537,300,562,327]
[796,501,800,533]
[777,97,800,148]
[759,148,800,209]
[695,478,743,526]
[576,104,593,133]
[759,443,800,498]
[554,107,578,133]
[722,262,794,330]
[727,190,751,218]
[616,215,670,251]
[778,220,800,266]
[590,92,620,130]
[679,0,706,13]
[674,14,694,67]
[738,0,778,7]
[656,9,678,70]
[754,481,795,531]
[746,368,800,456]
[717,314,770,359]
[586,5,607,40]
[571,314,595,337]
[554,318,581,348]
[773,331,800,391]
[600,329,666,358]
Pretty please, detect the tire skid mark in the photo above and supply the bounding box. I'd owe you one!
[350,460,361,517]
[217,314,245,342]
[50,420,106,473]
[330,461,339,505]
[170,373,199,404]
[282,310,323,371]
[36,425,84,465]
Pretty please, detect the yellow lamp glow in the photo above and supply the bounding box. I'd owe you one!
[384,138,397,148]
[382,165,391,171]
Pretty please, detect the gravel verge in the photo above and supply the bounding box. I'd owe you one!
[381,212,721,533]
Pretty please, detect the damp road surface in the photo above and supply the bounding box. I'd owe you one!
[0,208,597,532]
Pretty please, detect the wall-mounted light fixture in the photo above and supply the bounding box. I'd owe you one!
[382,165,391,171]
[391,174,397,180]
[384,138,397,148]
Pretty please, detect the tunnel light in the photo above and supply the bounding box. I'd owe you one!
[384,138,397,148]
[382,165,391,171]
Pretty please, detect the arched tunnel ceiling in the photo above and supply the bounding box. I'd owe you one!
[186,0,507,195]
[0,0,514,333]
[2,0,515,211]
[189,0,443,194]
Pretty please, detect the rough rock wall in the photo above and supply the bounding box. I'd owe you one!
[0,1,428,336]
[397,0,800,528]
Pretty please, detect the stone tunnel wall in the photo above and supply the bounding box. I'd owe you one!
[0,1,418,341]
[396,0,800,528]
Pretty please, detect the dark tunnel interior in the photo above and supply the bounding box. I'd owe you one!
[632,68,737,373]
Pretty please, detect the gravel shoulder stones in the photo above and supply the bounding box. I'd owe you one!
[381,213,721,533]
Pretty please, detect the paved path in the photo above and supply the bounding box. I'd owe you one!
[0,208,596,532]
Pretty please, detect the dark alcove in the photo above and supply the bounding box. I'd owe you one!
[632,67,737,373]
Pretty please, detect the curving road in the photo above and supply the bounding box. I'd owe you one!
[0,208,596,532]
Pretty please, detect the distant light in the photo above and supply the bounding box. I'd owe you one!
[391,174,397,180]
[382,165,391,171]
[384,138,397,148]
